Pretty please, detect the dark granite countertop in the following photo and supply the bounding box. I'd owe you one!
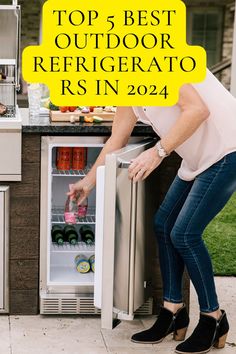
[20,108,156,136]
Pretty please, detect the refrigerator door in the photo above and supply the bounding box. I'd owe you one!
[95,139,156,329]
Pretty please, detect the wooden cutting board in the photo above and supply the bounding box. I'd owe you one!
[50,110,115,122]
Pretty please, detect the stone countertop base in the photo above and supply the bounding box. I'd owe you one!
[20,108,156,136]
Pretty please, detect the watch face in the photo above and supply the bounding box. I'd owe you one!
[159,150,166,157]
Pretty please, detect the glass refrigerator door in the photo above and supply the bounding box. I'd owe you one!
[40,136,104,296]
[94,139,156,329]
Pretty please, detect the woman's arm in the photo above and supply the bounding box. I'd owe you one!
[128,84,210,182]
[68,106,137,203]
[160,84,210,154]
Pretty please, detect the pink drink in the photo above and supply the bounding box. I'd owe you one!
[64,196,77,224]
[78,198,88,218]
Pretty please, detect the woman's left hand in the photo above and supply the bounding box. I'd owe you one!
[128,147,163,182]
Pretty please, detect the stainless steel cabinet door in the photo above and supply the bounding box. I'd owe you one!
[0,130,21,181]
[95,139,155,329]
[0,187,9,313]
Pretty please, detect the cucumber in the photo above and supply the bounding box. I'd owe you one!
[93,115,103,123]
[49,101,59,111]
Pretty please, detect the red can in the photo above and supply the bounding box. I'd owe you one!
[72,147,87,170]
[56,147,72,170]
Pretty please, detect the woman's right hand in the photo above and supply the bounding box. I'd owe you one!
[67,179,94,205]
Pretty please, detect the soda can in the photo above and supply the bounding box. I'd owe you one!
[89,255,95,272]
[72,147,87,170]
[56,147,72,170]
[75,254,90,273]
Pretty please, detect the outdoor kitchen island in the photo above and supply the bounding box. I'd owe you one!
[0,109,189,316]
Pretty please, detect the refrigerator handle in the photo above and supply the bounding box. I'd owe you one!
[118,159,131,169]
[118,158,138,317]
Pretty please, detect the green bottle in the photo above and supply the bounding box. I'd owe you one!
[51,225,64,245]
[64,225,79,245]
[79,225,95,245]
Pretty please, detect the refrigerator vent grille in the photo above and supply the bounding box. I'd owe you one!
[41,296,152,315]
[135,298,153,315]
[41,296,101,315]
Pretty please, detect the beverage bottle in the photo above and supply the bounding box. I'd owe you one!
[89,255,95,272]
[75,254,90,273]
[64,225,78,245]
[78,197,88,218]
[51,225,64,245]
[79,225,95,245]
[64,195,77,224]
[72,147,87,170]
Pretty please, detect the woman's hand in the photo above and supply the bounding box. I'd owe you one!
[128,147,163,183]
[67,179,95,205]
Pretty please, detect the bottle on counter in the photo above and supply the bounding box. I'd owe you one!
[75,254,90,273]
[78,197,88,218]
[79,225,95,245]
[56,147,72,170]
[51,225,64,245]
[89,255,95,272]
[64,224,78,245]
[72,147,87,170]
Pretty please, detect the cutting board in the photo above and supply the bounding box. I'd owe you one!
[50,110,115,122]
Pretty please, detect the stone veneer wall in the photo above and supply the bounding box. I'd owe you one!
[0,134,40,314]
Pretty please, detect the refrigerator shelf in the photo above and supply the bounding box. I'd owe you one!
[51,207,96,224]
[52,242,95,252]
[52,165,92,177]
[50,265,94,285]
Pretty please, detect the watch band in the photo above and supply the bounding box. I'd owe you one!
[155,140,169,158]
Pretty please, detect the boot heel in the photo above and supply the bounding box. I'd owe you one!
[174,327,188,341]
[214,333,228,349]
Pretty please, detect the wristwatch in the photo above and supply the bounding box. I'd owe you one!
[155,140,169,158]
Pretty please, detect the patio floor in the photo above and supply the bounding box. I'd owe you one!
[0,277,235,354]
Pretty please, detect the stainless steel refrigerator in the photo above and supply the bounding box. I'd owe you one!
[0,0,22,181]
[40,136,158,329]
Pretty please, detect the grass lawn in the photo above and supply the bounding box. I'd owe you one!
[204,192,236,276]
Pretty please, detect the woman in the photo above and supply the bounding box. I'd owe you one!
[69,69,236,354]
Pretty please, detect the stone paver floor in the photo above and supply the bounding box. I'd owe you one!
[0,277,235,354]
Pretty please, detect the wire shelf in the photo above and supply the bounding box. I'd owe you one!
[51,242,95,252]
[51,207,96,224]
[52,164,92,177]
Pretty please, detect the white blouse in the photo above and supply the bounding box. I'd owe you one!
[133,69,236,181]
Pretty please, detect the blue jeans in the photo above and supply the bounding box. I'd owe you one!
[154,151,236,312]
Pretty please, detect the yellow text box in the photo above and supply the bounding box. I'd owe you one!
[22,0,207,106]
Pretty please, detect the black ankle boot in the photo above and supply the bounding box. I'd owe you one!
[175,310,229,354]
[131,304,189,344]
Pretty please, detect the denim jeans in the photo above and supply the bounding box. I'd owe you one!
[154,151,236,312]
